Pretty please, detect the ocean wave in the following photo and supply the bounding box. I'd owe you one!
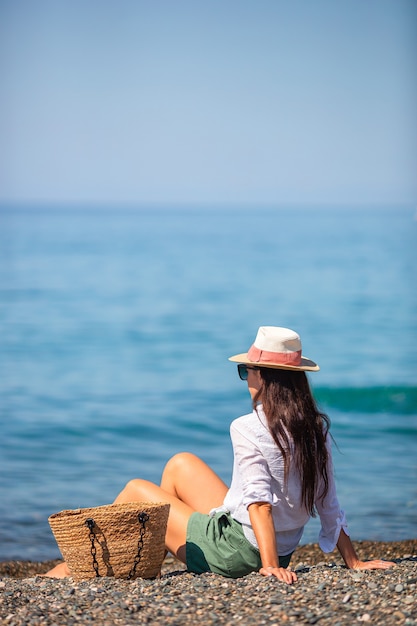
[315,386,417,415]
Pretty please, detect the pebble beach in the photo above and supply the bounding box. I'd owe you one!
[1,540,416,625]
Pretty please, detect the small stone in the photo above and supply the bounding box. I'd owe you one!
[359,614,371,622]
[395,584,404,593]
[294,562,306,571]
[350,572,364,582]
[342,592,351,603]
[403,596,415,604]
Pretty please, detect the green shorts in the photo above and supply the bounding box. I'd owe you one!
[186,512,292,578]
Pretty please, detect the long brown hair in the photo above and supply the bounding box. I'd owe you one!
[253,368,330,516]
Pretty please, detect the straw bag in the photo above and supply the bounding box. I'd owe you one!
[48,502,170,580]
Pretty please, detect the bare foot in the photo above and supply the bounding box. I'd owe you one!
[43,561,71,578]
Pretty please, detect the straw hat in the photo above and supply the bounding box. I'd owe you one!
[229,326,319,372]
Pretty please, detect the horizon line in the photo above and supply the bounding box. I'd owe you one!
[0,200,415,212]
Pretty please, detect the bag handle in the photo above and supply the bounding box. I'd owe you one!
[85,518,100,576]
[85,511,150,578]
[127,512,150,580]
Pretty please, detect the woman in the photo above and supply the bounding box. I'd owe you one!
[46,326,394,582]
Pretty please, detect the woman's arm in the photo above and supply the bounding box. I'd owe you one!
[337,528,395,570]
[248,501,297,584]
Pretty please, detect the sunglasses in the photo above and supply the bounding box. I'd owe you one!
[237,364,260,381]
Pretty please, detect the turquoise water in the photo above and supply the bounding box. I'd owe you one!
[0,206,416,560]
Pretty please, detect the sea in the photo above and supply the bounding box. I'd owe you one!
[0,205,416,562]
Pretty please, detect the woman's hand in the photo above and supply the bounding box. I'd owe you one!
[337,529,395,571]
[260,565,298,584]
[351,559,395,571]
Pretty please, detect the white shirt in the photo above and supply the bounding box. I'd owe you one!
[211,405,348,556]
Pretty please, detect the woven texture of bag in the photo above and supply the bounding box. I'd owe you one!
[48,502,170,580]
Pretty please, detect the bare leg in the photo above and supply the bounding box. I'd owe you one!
[160,452,228,513]
[43,561,71,578]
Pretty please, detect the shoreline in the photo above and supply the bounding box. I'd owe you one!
[1,540,416,625]
[1,539,416,578]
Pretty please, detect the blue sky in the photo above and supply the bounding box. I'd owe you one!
[1,0,416,207]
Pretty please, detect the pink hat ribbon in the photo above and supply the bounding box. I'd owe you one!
[247,345,302,365]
